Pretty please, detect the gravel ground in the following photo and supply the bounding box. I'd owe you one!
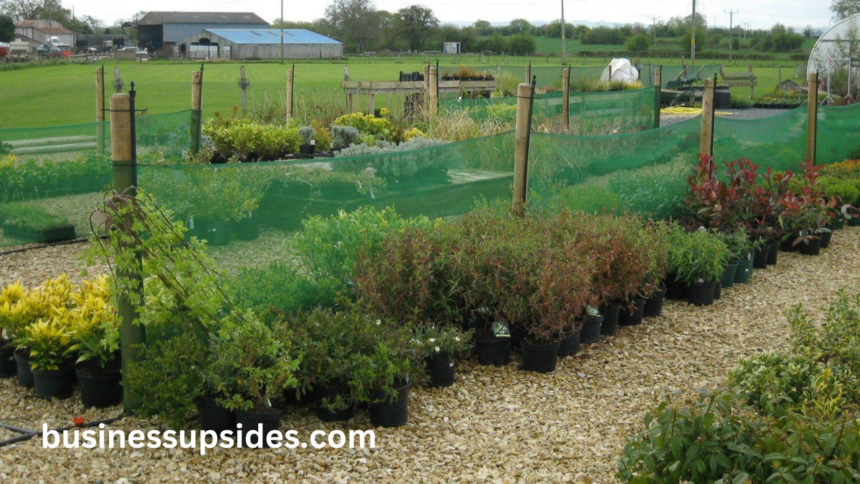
[2,228,860,483]
[661,108,792,127]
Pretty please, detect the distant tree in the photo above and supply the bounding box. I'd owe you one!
[832,0,860,20]
[0,13,12,41]
[325,0,381,52]
[803,25,815,38]
[474,19,492,36]
[483,33,508,53]
[393,5,438,51]
[625,34,651,52]
[731,38,741,50]
[680,27,708,52]
[508,33,536,55]
[509,18,532,35]
[0,0,42,21]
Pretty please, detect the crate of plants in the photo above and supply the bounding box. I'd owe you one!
[0,202,76,243]
[441,67,495,82]
[753,96,803,109]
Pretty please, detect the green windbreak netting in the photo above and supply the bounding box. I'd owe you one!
[818,103,860,164]
[714,106,808,171]
[527,117,701,219]
[0,111,194,247]
[442,87,658,135]
[136,132,516,272]
[647,64,723,88]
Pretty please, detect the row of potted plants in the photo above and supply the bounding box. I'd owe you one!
[0,275,122,408]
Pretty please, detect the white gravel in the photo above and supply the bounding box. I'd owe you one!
[2,227,860,483]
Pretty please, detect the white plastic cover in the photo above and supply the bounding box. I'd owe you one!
[600,58,640,84]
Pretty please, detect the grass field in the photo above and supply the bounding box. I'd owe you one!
[0,55,806,129]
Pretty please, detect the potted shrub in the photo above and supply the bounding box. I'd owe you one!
[18,318,75,400]
[642,223,671,319]
[67,277,122,408]
[206,316,300,448]
[579,306,604,344]
[0,203,77,243]
[670,229,728,307]
[411,324,473,388]
[299,126,316,158]
[349,324,414,428]
[0,281,26,378]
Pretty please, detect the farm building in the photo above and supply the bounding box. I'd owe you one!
[136,12,269,53]
[177,29,343,60]
[15,20,76,47]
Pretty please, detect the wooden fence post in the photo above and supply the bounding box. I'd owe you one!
[562,67,570,132]
[346,92,354,114]
[423,64,431,114]
[286,65,295,123]
[699,77,716,157]
[748,63,755,98]
[191,67,203,154]
[654,66,662,129]
[428,66,438,115]
[512,83,534,214]
[110,88,144,414]
[368,93,376,115]
[807,71,819,165]
[95,65,105,153]
[525,63,531,83]
[239,65,249,111]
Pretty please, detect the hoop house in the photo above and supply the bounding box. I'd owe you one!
[808,15,860,98]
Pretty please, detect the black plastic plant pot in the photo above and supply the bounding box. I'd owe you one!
[599,304,621,336]
[235,408,284,448]
[799,238,822,256]
[425,351,456,388]
[714,283,722,300]
[33,363,75,400]
[369,383,409,428]
[753,246,769,269]
[300,144,316,157]
[721,262,738,289]
[849,216,860,227]
[236,216,259,242]
[664,278,686,300]
[474,334,511,367]
[734,259,753,284]
[521,340,561,373]
[830,217,845,230]
[198,395,236,433]
[685,281,717,307]
[643,286,667,319]
[14,350,34,388]
[618,297,646,327]
[0,344,16,378]
[767,241,780,266]
[194,219,231,247]
[558,329,581,357]
[315,381,355,422]
[781,237,799,252]
[76,361,122,409]
[819,231,833,249]
[580,315,604,343]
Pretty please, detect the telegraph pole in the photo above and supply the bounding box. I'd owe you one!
[691,0,697,66]
[561,0,567,64]
[280,0,285,64]
[648,16,660,41]
[726,10,738,61]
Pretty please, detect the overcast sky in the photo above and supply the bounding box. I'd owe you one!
[70,0,837,30]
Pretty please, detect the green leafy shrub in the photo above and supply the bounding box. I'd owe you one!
[668,227,728,285]
[729,352,824,414]
[0,202,71,231]
[230,262,342,319]
[204,118,301,161]
[332,113,396,142]
[331,125,361,150]
[819,175,860,206]
[0,153,111,202]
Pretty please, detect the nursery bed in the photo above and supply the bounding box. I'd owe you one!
[2,228,860,483]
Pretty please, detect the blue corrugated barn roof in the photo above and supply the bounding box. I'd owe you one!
[203,29,341,45]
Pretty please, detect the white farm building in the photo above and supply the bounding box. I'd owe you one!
[177,29,343,60]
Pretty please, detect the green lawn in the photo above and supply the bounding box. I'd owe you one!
[0,56,804,129]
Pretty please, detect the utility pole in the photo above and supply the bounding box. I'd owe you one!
[691,0,697,66]
[726,10,738,62]
[648,16,660,41]
[280,0,284,64]
[561,0,567,64]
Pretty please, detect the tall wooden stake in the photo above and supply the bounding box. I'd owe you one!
[239,65,248,111]
[562,67,571,132]
[95,65,105,153]
[748,63,755,98]
[525,63,532,83]
[807,72,819,165]
[286,64,295,123]
[190,67,203,154]
[699,77,716,157]
[423,64,431,114]
[428,66,439,115]
[111,89,144,414]
[654,66,662,129]
[512,82,534,214]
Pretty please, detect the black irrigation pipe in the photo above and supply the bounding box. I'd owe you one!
[0,416,124,448]
[0,236,94,257]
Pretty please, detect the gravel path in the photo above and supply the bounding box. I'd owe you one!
[2,228,860,483]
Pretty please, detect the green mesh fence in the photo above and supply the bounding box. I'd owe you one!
[818,103,860,164]
[442,87,658,134]
[0,110,194,247]
[136,132,515,272]
[714,106,808,171]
